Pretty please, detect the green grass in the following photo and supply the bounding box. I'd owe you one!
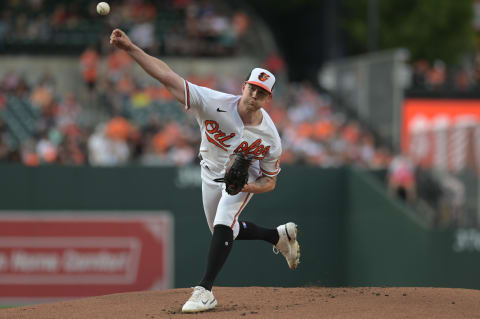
[0,306,15,309]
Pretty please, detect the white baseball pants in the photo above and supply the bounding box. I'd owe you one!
[200,162,258,238]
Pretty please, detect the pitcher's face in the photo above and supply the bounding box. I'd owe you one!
[241,82,271,108]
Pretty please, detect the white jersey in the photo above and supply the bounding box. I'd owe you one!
[184,80,282,178]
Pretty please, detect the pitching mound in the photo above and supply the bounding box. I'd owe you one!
[1,287,479,319]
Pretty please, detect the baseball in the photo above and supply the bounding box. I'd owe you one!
[96,2,110,15]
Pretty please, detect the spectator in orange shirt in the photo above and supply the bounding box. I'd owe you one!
[313,119,335,141]
[341,120,360,145]
[107,49,133,82]
[80,46,100,93]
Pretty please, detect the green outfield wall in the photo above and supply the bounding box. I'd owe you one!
[0,164,479,289]
[345,167,480,289]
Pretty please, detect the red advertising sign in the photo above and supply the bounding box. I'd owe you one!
[0,212,173,304]
[402,99,480,171]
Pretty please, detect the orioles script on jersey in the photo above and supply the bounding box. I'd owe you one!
[234,139,270,160]
[205,120,236,151]
[204,120,270,159]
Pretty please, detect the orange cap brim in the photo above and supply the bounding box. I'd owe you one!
[246,81,272,93]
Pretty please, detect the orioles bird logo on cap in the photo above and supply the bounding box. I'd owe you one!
[258,72,270,82]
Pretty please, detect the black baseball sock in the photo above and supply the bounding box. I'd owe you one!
[199,224,234,291]
[236,221,279,245]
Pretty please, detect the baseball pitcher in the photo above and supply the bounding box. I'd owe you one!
[110,28,300,313]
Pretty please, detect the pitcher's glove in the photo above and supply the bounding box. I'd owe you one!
[214,153,253,195]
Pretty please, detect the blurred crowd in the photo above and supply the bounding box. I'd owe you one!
[0,0,395,170]
[0,0,250,56]
[0,55,395,170]
[410,55,480,92]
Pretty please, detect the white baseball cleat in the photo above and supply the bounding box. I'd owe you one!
[182,286,217,313]
[273,222,300,270]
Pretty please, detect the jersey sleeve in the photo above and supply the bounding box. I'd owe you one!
[184,80,204,112]
[184,80,233,113]
[259,144,282,177]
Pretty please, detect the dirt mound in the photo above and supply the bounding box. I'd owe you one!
[0,287,479,319]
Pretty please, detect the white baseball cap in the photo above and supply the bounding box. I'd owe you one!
[246,68,275,93]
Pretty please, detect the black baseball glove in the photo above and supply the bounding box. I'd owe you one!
[214,153,253,195]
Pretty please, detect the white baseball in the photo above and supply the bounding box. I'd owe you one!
[97,2,110,15]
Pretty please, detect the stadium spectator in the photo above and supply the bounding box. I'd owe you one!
[80,46,100,94]
[57,124,87,165]
[428,60,447,90]
[31,80,54,110]
[106,116,132,141]
[411,60,429,89]
[107,49,133,82]
[57,92,80,129]
[388,154,417,203]
[88,123,130,166]
[36,131,58,164]
[129,18,156,54]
